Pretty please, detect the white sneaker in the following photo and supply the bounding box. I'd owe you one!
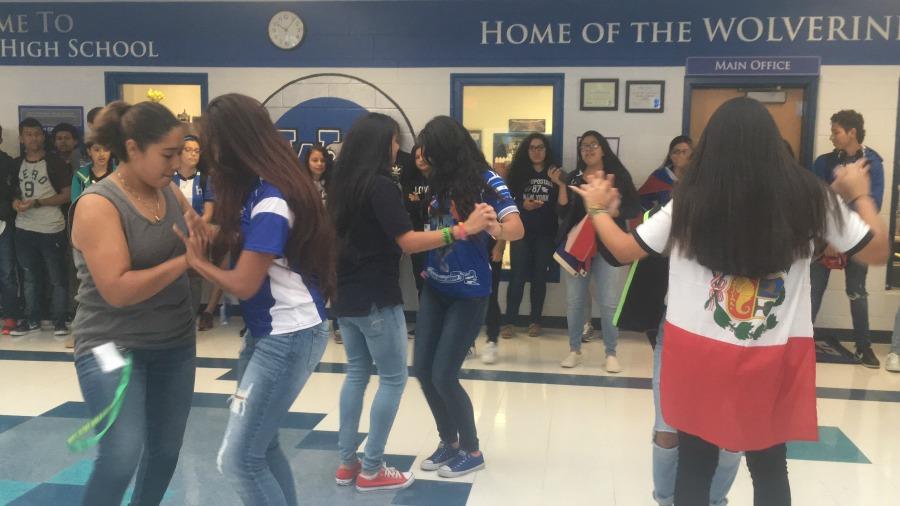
[605,355,622,373]
[560,351,581,368]
[481,342,498,365]
[886,352,900,373]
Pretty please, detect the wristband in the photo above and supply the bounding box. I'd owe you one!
[587,205,608,216]
[456,223,468,241]
[441,227,454,245]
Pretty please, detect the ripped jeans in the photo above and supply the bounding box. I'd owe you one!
[218,323,328,506]
[810,260,871,349]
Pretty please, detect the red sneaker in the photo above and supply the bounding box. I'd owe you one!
[355,466,414,492]
[2,318,15,336]
[335,460,362,486]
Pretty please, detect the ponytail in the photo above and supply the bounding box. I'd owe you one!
[93,101,181,162]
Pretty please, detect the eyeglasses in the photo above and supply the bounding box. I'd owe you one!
[579,142,601,152]
[528,144,546,151]
[182,148,201,155]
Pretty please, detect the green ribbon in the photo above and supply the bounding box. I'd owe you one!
[66,354,133,453]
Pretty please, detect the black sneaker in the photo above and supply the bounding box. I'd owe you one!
[53,321,70,337]
[10,320,39,336]
[855,346,881,369]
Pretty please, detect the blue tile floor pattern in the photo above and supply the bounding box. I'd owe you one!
[0,393,472,506]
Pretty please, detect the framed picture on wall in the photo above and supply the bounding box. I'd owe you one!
[580,79,619,111]
[508,119,546,133]
[625,80,665,113]
[468,130,482,150]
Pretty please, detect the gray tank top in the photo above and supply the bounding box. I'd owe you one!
[70,178,195,357]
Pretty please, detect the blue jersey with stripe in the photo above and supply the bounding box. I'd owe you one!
[172,172,215,215]
[424,170,518,298]
[239,180,326,337]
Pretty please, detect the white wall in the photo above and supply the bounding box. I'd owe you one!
[1,64,896,329]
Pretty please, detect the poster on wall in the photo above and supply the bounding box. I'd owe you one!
[17,106,85,138]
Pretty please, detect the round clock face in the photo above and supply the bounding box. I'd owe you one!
[268,11,304,50]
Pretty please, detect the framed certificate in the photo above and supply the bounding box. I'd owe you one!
[580,79,618,111]
[625,80,665,113]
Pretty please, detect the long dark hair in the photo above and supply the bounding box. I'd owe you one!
[418,115,496,218]
[303,143,333,188]
[327,113,399,234]
[201,93,336,298]
[662,135,692,168]
[507,132,554,198]
[670,97,839,278]
[575,130,640,220]
[576,130,626,176]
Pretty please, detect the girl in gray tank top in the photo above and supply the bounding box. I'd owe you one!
[69,101,199,506]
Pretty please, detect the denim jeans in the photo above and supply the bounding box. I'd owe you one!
[413,283,487,452]
[485,257,502,343]
[810,260,870,349]
[676,432,790,506]
[218,323,328,506]
[565,252,624,355]
[652,320,741,506]
[0,225,19,318]
[338,304,408,473]
[411,251,427,297]
[505,233,555,326]
[15,228,67,323]
[75,343,196,506]
[892,308,900,355]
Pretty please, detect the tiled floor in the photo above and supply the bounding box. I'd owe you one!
[1,322,899,505]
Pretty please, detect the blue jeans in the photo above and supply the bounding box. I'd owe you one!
[0,225,19,318]
[565,253,623,355]
[651,320,741,506]
[413,283,487,452]
[15,228,67,323]
[505,233,555,326]
[892,308,900,355]
[75,343,196,506]
[810,260,870,349]
[218,323,328,506]
[338,304,408,473]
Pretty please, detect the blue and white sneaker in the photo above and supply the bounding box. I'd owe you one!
[420,442,458,471]
[437,451,485,478]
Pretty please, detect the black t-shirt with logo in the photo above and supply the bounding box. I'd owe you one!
[517,167,558,236]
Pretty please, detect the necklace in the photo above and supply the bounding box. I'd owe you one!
[117,171,162,223]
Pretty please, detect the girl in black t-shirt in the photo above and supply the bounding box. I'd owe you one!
[502,133,560,339]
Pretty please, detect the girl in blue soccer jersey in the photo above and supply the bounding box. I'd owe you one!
[176,94,336,506]
[327,113,497,492]
[413,116,524,478]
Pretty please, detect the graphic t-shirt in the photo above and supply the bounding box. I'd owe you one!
[424,170,518,298]
[17,159,65,233]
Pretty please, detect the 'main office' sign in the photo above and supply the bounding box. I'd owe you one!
[686,56,821,76]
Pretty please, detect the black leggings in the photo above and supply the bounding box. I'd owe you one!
[675,431,790,506]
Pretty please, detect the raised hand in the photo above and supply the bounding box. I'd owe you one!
[463,203,497,235]
[831,157,871,204]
